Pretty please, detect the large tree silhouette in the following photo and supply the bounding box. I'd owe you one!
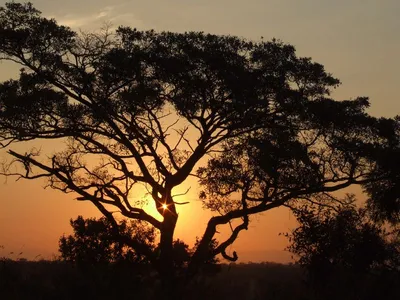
[0,2,399,283]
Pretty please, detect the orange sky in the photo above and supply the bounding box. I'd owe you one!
[0,0,399,262]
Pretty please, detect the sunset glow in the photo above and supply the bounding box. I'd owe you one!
[0,0,399,264]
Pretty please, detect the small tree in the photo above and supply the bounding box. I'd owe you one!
[287,199,400,283]
[59,216,156,265]
[171,239,191,269]
[59,217,218,271]
[194,237,219,266]
[364,124,400,224]
[0,2,399,284]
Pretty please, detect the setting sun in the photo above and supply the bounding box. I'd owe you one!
[1,3,400,299]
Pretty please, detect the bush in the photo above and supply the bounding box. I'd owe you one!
[59,216,156,265]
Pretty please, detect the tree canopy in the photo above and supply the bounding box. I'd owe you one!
[287,200,400,299]
[288,200,400,275]
[59,216,157,265]
[0,2,399,279]
[59,216,217,271]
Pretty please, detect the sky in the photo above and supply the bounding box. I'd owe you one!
[0,0,399,263]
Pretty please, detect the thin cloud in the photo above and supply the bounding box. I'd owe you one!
[51,5,143,30]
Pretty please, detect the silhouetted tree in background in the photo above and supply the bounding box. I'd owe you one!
[59,216,219,276]
[1,2,399,292]
[287,198,400,298]
[59,216,156,265]
[170,239,191,269]
[289,201,399,272]
[364,127,400,224]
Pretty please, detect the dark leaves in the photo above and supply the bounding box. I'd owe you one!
[59,216,156,265]
[288,204,399,275]
[0,72,69,137]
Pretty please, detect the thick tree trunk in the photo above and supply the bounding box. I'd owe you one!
[187,218,217,278]
[157,193,179,299]
[159,213,177,278]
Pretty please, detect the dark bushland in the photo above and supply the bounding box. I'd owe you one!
[1,259,399,300]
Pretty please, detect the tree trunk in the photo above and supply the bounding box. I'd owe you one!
[187,219,216,278]
[159,214,176,277]
[158,196,178,299]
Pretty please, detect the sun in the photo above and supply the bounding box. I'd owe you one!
[162,203,168,210]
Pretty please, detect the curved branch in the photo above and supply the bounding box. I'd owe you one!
[6,149,162,229]
[212,219,248,261]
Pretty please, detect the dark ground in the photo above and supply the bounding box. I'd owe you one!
[1,259,399,300]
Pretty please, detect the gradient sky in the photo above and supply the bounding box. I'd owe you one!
[0,0,399,262]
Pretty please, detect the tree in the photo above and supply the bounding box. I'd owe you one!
[288,200,400,274]
[364,118,400,224]
[194,237,219,266]
[0,1,399,284]
[59,216,156,265]
[287,200,400,298]
[59,216,218,272]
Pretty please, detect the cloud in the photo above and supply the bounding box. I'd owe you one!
[52,5,143,30]
[95,6,113,20]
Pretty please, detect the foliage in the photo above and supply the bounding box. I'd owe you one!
[287,200,400,281]
[171,239,191,269]
[59,216,219,271]
[59,216,156,265]
[194,237,219,265]
[364,118,400,223]
[0,2,399,280]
